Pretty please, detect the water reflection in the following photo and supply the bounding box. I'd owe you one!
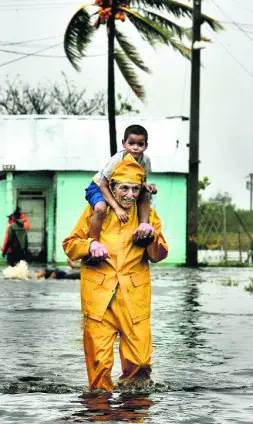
[2,269,253,423]
[178,281,206,350]
[64,391,155,422]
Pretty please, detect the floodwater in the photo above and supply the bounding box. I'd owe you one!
[1,267,253,423]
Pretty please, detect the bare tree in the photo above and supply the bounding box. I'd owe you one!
[0,73,139,116]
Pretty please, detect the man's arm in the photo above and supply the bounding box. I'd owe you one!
[62,208,94,261]
[146,209,168,263]
[63,227,94,261]
[62,207,109,262]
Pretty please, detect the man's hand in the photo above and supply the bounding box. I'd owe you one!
[115,206,129,223]
[133,223,155,240]
[89,240,110,261]
[143,183,157,195]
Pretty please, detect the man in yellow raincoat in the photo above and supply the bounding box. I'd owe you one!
[62,154,168,391]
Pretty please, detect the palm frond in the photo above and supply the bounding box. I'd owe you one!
[114,48,145,100]
[122,7,190,58]
[121,7,174,46]
[64,7,94,71]
[136,8,188,39]
[114,28,151,73]
[200,13,223,32]
[184,28,211,43]
[168,37,191,59]
[132,0,192,17]
[131,0,223,31]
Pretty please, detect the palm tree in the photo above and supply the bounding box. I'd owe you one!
[64,0,221,155]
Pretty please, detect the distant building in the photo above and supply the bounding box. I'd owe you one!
[0,116,189,265]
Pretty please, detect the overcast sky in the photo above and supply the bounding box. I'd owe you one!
[0,0,252,209]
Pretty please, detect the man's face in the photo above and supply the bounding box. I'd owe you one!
[113,183,141,209]
[122,134,147,160]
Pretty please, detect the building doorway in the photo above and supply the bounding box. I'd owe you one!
[17,190,47,262]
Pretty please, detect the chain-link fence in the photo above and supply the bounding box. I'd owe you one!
[198,201,253,265]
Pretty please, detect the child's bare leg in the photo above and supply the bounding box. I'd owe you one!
[134,191,154,245]
[138,190,151,223]
[90,201,107,240]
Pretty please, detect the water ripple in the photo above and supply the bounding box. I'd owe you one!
[1,267,253,423]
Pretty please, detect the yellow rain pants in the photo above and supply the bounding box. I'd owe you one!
[63,203,168,391]
[83,286,152,391]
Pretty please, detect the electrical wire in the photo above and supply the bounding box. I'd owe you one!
[0,47,66,58]
[0,0,76,3]
[0,2,80,11]
[221,22,253,27]
[210,0,253,44]
[206,28,253,79]
[0,1,78,5]
[0,42,62,68]
[0,37,160,63]
[0,46,106,58]
[0,35,62,47]
[0,7,77,12]
[229,0,253,18]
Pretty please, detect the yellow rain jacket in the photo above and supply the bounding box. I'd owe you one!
[62,203,168,324]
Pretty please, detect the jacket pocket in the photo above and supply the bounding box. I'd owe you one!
[128,270,151,323]
[83,267,105,285]
[130,270,150,287]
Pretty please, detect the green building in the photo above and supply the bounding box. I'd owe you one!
[0,116,188,265]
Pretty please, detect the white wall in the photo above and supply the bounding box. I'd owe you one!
[0,116,189,174]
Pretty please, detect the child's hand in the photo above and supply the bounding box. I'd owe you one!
[144,183,157,194]
[115,206,129,223]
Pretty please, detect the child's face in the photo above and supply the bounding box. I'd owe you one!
[122,134,147,160]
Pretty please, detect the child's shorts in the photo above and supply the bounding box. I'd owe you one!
[85,181,106,209]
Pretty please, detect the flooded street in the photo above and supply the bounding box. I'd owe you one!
[1,267,253,423]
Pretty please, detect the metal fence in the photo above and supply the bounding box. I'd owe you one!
[198,201,253,265]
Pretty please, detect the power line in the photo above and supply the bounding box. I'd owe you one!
[229,0,253,17]
[211,0,253,45]
[221,21,253,29]
[0,2,80,10]
[0,0,76,2]
[0,6,77,12]
[0,47,65,58]
[0,42,62,68]
[0,46,106,59]
[219,23,253,37]
[219,21,253,32]
[0,43,61,49]
[217,40,253,78]
[0,7,76,11]
[206,28,253,79]
[0,35,62,47]
[0,1,77,5]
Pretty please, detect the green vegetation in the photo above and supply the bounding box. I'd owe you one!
[198,186,253,252]
[197,232,253,251]
[244,278,253,292]
[211,261,251,268]
[222,277,238,287]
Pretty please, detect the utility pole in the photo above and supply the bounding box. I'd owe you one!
[187,0,202,266]
[246,173,253,210]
